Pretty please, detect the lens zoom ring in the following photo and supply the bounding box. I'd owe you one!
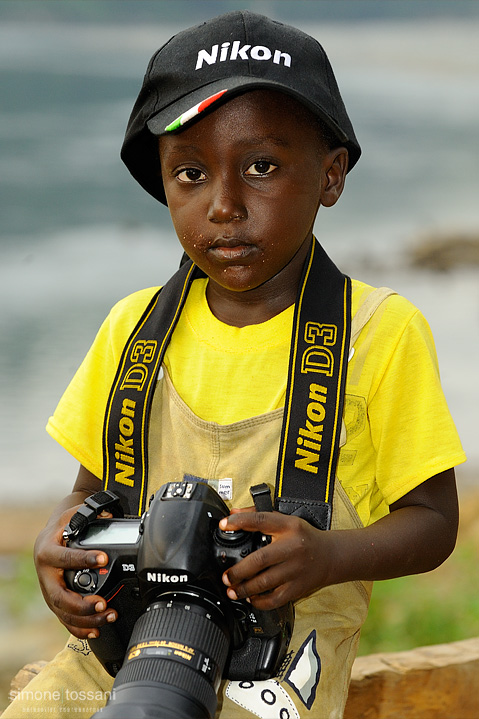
[129,605,229,665]
[115,658,216,710]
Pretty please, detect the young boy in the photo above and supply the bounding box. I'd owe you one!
[6,11,465,719]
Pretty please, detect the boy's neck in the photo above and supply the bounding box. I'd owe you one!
[205,238,311,327]
[205,282,294,327]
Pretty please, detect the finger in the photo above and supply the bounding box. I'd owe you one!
[228,505,255,515]
[219,510,289,536]
[50,587,118,632]
[41,545,109,571]
[70,627,102,640]
[224,543,272,587]
[227,577,295,610]
[226,558,296,601]
[223,534,297,588]
[248,583,294,611]
[63,604,118,640]
[49,581,102,617]
[60,606,118,637]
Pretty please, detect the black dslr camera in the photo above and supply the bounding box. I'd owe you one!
[64,480,294,719]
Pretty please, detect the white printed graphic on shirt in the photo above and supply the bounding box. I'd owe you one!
[284,630,321,710]
[226,679,300,719]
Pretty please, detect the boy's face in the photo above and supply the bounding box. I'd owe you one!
[159,90,347,309]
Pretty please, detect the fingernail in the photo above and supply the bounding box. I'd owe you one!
[107,612,116,623]
[227,588,238,600]
[222,573,231,587]
[87,632,97,639]
[219,518,227,529]
[96,553,107,565]
[95,601,105,612]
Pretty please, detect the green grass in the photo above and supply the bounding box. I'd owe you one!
[0,551,70,713]
[0,550,42,619]
[358,538,479,655]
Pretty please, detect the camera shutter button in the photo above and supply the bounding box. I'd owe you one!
[215,528,248,545]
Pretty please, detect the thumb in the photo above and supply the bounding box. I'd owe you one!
[229,505,255,515]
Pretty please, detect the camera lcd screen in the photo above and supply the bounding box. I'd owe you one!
[80,522,140,546]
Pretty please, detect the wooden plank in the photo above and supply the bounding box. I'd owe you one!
[344,637,479,719]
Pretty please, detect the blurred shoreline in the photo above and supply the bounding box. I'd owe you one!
[2,13,478,501]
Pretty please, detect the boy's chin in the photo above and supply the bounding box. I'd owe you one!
[207,270,262,295]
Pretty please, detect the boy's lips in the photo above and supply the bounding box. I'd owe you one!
[208,237,258,262]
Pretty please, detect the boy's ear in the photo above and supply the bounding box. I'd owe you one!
[320,148,349,208]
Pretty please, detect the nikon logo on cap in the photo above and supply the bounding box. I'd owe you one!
[196,41,292,70]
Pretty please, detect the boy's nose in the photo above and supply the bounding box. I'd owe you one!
[207,181,247,224]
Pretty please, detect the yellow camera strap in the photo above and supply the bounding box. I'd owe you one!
[275,240,351,530]
[103,238,350,529]
[102,260,200,517]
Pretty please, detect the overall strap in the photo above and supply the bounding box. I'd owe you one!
[349,286,396,347]
[275,240,351,530]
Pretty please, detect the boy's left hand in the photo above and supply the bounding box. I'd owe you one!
[219,508,328,610]
[220,469,459,611]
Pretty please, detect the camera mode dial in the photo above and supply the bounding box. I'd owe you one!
[73,569,97,593]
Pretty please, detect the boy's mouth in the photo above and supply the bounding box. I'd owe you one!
[208,237,257,262]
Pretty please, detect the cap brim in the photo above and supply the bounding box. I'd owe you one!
[147,76,352,151]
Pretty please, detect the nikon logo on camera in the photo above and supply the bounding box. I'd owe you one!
[146,572,189,583]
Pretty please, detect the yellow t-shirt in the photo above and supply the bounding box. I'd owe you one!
[47,277,465,527]
[164,278,292,424]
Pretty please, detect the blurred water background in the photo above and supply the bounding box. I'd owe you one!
[1,0,478,506]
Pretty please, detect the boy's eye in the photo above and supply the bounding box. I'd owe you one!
[176,168,206,183]
[245,160,277,176]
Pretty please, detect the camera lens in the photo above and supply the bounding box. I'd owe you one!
[92,592,230,719]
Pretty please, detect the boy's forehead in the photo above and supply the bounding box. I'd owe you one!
[160,89,320,151]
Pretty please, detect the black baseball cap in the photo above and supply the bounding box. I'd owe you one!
[121,10,361,205]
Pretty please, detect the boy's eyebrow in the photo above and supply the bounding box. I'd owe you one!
[163,135,290,158]
[234,134,290,148]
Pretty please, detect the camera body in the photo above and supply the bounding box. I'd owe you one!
[65,480,293,688]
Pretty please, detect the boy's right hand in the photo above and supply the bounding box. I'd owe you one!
[34,505,117,639]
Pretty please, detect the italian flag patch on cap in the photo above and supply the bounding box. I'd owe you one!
[165,89,228,132]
